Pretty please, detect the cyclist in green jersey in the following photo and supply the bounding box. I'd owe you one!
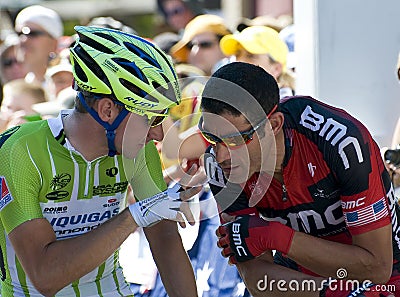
[0,26,201,297]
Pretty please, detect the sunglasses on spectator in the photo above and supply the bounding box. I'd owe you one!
[165,6,186,17]
[187,39,218,50]
[2,58,19,68]
[147,108,169,127]
[17,27,50,38]
[198,105,278,147]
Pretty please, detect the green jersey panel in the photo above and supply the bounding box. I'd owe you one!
[0,111,164,297]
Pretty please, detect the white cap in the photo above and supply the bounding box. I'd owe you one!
[46,61,72,78]
[15,5,63,39]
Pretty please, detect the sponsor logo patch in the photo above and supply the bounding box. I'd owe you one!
[0,176,13,211]
[344,197,388,227]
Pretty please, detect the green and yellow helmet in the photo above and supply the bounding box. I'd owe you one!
[70,25,181,117]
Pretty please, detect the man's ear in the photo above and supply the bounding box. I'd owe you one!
[96,98,117,122]
[269,111,284,136]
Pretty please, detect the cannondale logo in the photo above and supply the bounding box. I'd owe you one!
[106,167,118,177]
[51,173,71,190]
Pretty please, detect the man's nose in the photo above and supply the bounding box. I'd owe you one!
[215,142,230,164]
[147,124,164,142]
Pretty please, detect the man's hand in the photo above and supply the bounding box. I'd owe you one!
[216,215,295,264]
[129,183,201,228]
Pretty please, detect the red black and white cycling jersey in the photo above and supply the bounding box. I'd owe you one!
[204,95,400,277]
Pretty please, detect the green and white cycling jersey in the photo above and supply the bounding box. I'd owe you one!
[0,110,167,297]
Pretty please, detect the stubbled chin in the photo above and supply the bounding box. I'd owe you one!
[224,166,250,184]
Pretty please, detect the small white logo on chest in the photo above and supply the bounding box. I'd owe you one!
[308,162,316,177]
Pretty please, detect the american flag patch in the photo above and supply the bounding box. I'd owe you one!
[344,197,389,227]
[0,176,13,211]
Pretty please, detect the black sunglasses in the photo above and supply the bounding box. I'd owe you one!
[165,5,186,17]
[187,39,218,50]
[17,27,50,38]
[198,105,278,148]
[2,58,19,68]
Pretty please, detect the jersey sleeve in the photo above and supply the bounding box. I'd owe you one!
[289,97,392,236]
[130,140,167,200]
[0,128,43,234]
[338,135,391,235]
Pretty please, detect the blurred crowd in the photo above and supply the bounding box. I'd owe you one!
[0,1,398,296]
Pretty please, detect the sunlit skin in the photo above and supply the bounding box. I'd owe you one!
[119,111,165,160]
[17,22,58,82]
[188,32,225,75]
[235,47,283,80]
[201,111,281,184]
[49,71,74,97]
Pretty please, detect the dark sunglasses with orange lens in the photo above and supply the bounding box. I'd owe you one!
[148,108,169,127]
[198,105,278,148]
[198,117,267,147]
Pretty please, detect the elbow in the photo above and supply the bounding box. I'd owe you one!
[362,260,392,284]
[370,264,392,284]
[32,283,58,297]
[30,275,62,297]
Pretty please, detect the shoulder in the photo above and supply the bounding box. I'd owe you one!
[0,120,51,158]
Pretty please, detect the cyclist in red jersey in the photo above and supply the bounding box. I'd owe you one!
[199,62,399,296]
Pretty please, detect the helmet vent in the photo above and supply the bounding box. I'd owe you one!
[94,32,120,46]
[152,45,176,76]
[79,34,114,54]
[123,42,161,69]
[120,78,147,98]
[73,60,88,82]
[112,57,149,84]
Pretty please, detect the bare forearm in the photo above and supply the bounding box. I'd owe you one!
[11,208,137,296]
[237,255,322,297]
[287,226,393,283]
[145,220,198,297]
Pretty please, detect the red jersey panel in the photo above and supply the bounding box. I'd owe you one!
[205,95,400,275]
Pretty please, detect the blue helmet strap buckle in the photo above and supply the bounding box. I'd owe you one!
[78,92,129,157]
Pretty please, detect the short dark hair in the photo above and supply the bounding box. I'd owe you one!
[200,62,280,124]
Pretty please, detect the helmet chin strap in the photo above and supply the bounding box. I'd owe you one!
[78,92,129,157]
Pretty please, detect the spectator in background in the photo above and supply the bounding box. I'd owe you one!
[279,23,296,72]
[14,5,63,85]
[45,48,73,100]
[171,14,231,76]
[220,25,295,98]
[382,52,400,190]
[152,31,181,56]
[157,0,204,33]
[0,35,27,85]
[0,79,46,132]
[236,14,293,33]
[32,87,76,119]
[87,16,137,34]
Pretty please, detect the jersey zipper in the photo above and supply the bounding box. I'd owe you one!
[84,161,92,197]
[281,167,288,202]
[282,183,288,202]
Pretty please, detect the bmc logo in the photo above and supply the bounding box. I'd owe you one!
[341,197,366,210]
[300,105,364,170]
[232,223,248,256]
